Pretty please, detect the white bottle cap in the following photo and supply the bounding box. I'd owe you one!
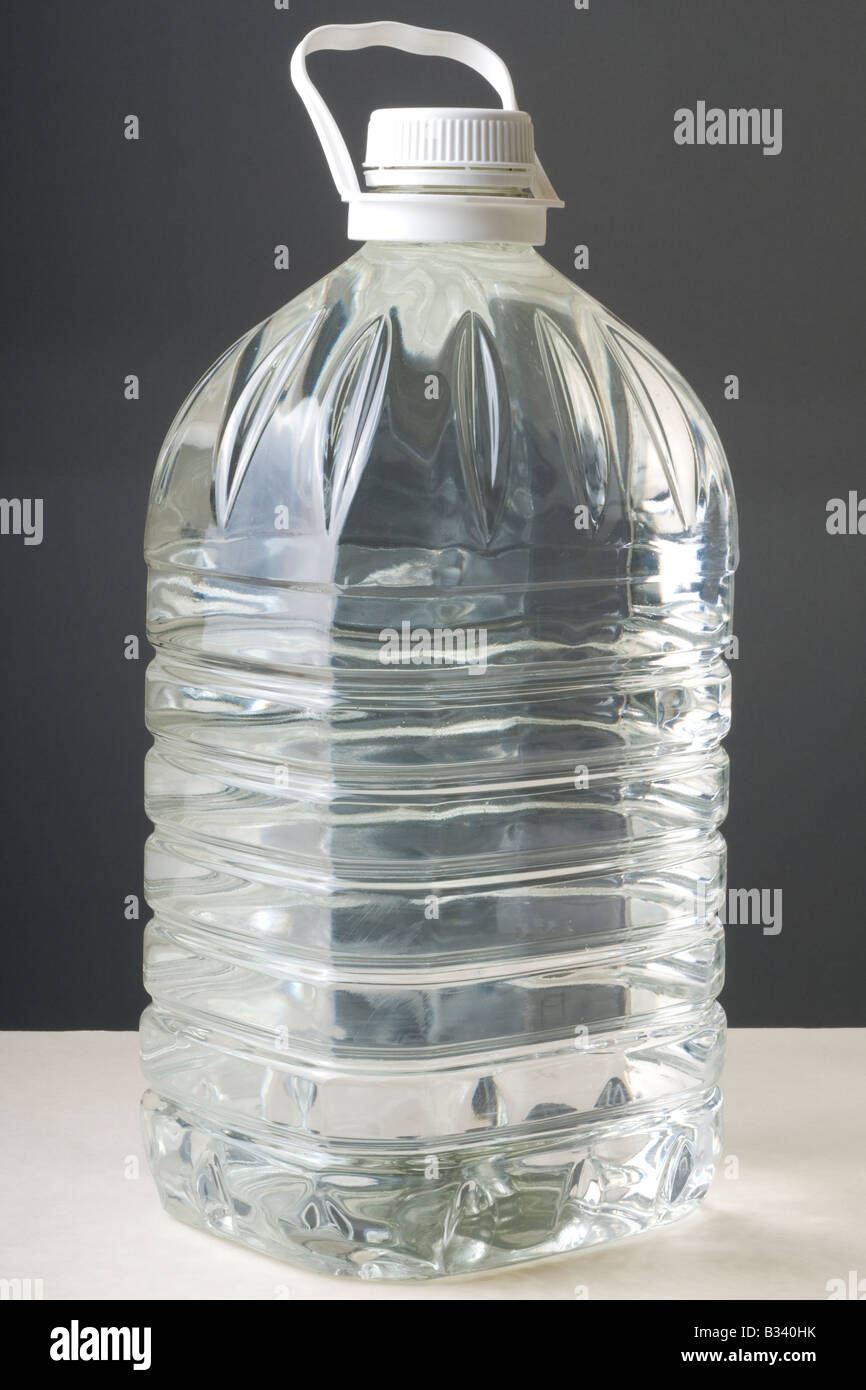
[291,22,563,245]
[364,107,536,177]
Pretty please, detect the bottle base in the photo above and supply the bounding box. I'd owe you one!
[141,1087,721,1281]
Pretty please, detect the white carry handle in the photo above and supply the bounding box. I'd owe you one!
[290,21,520,203]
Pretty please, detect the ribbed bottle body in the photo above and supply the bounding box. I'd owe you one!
[141,242,737,1277]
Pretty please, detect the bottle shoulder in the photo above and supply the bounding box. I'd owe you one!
[146,244,737,584]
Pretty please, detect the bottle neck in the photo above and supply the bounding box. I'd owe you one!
[357,239,541,260]
[346,191,552,246]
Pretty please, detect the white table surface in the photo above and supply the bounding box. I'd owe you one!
[1,1029,862,1301]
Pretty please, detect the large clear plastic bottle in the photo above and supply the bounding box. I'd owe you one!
[141,22,737,1279]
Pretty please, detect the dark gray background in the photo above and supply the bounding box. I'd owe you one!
[1,0,863,1028]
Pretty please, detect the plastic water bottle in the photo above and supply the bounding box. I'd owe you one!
[141,21,737,1279]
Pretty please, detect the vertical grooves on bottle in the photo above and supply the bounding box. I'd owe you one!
[214,312,324,527]
[535,310,610,526]
[453,312,511,544]
[599,323,700,530]
[319,315,393,535]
